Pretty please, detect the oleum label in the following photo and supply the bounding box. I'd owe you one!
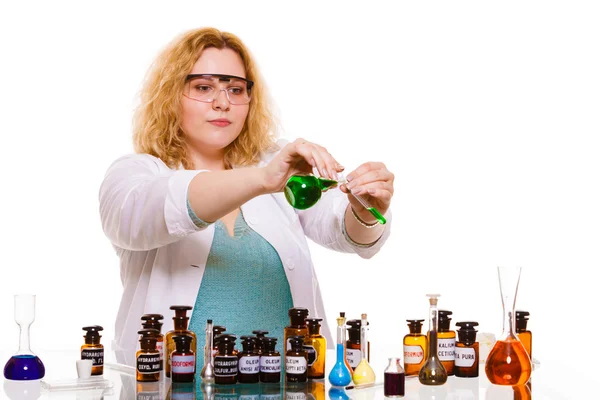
[239,356,260,374]
[403,345,424,364]
[136,353,161,374]
[214,355,238,377]
[172,355,195,374]
[303,345,317,366]
[285,356,307,374]
[437,338,456,361]
[81,348,104,366]
[455,347,477,367]
[260,356,281,373]
[346,349,361,368]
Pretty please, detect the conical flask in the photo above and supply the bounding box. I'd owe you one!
[484,266,532,386]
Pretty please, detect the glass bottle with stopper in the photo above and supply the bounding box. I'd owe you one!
[284,307,309,351]
[403,319,426,376]
[328,315,352,387]
[418,294,447,385]
[454,321,479,378]
[515,310,532,360]
[140,314,164,371]
[351,313,376,385]
[81,325,104,376]
[165,305,197,378]
[3,294,45,380]
[485,267,531,386]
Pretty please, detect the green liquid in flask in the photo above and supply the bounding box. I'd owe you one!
[285,175,338,210]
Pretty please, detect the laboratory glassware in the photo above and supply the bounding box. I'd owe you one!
[352,313,376,385]
[328,315,352,386]
[418,294,447,385]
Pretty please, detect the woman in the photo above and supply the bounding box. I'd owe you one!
[99,27,394,367]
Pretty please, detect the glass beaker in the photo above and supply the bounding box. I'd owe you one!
[484,267,531,386]
[3,294,46,380]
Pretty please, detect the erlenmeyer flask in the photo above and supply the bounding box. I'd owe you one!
[484,267,531,386]
[3,294,46,380]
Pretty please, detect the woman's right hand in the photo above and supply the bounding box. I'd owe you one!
[261,138,345,193]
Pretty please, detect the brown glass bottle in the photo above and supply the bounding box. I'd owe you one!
[437,310,456,376]
[171,335,195,383]
[285,336,307,383]
[136,329,161,382]
[403,319,427,376]
[516,311,532,360]
[212,325,227,358]
[238,336,260,383]
[346,319,370,370]
[141,314,164,371]
[305,318,326,379]
[260,337,281,383]
[454,321,479,378]
[284,308,309,351]
[252,330,269,355]
[214,334,238,384]
[81,326,104,376]
[165,305,197,378]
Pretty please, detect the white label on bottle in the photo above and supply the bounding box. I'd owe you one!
[438,338,456,361]
[455,347,477,367]
[285,356,307,374]
[286,393,307,400]
[260,356,281,373]
[403,345,424,364]
[239,356,260,374]
[346,349,361,368]
[81,348,104,366]
[171,355,195,374]
[240,395,260,400]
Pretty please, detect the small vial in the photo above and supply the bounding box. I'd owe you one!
[285,336,308,383]
[136,329,161,382]
[238,336,260,383]
[171,335,195,383]
[81,326,104,376]
[252,330,269,355]
[284,308,309,351]
[214,334,238,384]
[516,311,532,360]
[454,322,479,378]
[403,319,426,376]
[438,310,456,376]
[384,357,405,398]
[260,337,281,383]
[141,314,164,371]
[346,319,370,370]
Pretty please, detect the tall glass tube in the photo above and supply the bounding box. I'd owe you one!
[200,319,215,383]
[328,316,352,386]
[419,294,447,385]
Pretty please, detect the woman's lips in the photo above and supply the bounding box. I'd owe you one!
[209,119,231,127]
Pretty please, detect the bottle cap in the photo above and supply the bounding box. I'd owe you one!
[82,326,103,343]
[438,310,453,331]
[288,308,309,317]
[287,336,305,351]
[252,330,269,337]
[141,314,164,322]
[515,310,530,331]
[240,336,258,352]
[261,337,278,351]
[173,335,193,352]
[216,334,237,354]
[213,325,227,336]
[406,319,425,333]
[169,305,193,319]
[456,321,479,343]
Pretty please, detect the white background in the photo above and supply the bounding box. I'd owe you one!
[0,1,598,398]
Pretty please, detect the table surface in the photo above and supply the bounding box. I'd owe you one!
[0,349,586,399]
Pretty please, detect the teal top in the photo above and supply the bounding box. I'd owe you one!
[187,208,293,370]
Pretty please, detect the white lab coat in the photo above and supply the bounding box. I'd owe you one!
[99,141,392,366]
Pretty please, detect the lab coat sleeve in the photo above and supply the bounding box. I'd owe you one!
[297,188,392,259]
[99,153,206,251]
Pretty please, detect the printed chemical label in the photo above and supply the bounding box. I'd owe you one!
[136,353,161,374]
[285,356,307,374]
[214,355,238,377]
[455,347,477,367]
[286,392,307,400]
[172,355,195,374]
[260,356,281,373]
[403,345,424,364]
[81,348,104,366]
[239,356,260,374]
[438,338,456,361]
[346,348,361,368]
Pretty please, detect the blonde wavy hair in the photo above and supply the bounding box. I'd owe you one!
[133,27,278,169]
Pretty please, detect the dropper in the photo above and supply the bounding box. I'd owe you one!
[337,173,386,225]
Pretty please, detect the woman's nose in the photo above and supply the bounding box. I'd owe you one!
[212,89,231,111]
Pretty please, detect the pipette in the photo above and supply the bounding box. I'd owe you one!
[338,173,386,225]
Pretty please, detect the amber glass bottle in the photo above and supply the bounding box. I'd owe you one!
[346,319,370,370]
[81,326,104,376]
[214,334,238,384]
[136,329,161,382]
[252,330,269,355]
[437,310,456,376]
[454,322,479,378]
[285,336,308,383]
[516,311,532,360]
[141,314,164,371]
[165,305,197,378]
[305,318,326,379]
[238,336,260,383]
[284,308,309,351]
[403,319,427,376]
[171,335,195,383]
[212,325,227,358]
[260,337,281,383]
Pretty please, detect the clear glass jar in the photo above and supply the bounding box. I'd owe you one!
[384,357,405,397]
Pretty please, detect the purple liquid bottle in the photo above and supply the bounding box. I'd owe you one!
[384,357,405,397]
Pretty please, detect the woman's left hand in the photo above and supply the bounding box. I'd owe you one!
[340,162,394,223]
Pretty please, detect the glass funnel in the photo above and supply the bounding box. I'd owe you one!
[3,294,45,380]
[484,267,531,386]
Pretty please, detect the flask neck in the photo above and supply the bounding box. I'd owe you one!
[17,325,32,355]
